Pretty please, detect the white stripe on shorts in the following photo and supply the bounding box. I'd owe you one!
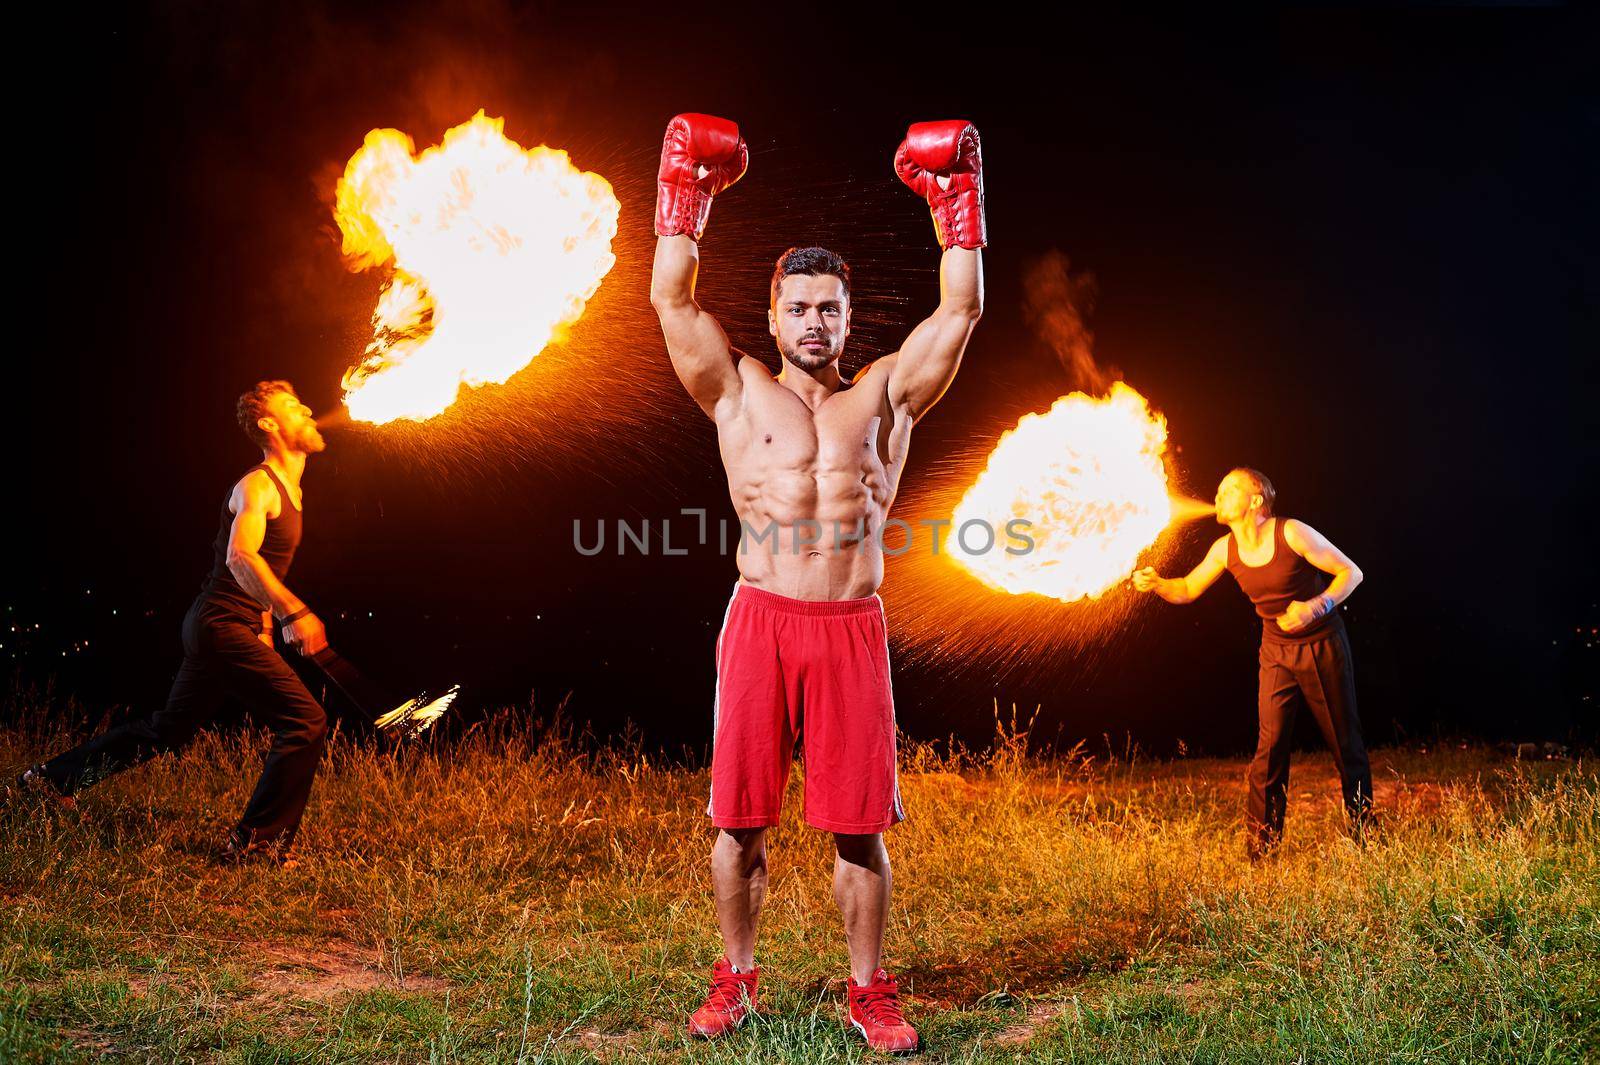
[707,582,741,818]
[874,593,906,824]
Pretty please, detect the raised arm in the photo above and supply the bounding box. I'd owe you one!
[1132,536,1230,604]
[1276,519,1363,633]
[648,114,749,422]
[886,248,983,421]
[888,120,987,421]
[226,472,326,654]
[652,236,743,420]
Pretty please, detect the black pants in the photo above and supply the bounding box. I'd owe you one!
[42,599,328,848]
[1247,624,1372,848]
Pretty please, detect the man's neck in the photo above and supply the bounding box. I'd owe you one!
[777,361,843,409]
[261,445,306,490]
[1229,512,1270,549]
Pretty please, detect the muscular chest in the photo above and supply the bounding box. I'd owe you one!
[723,382,903,486]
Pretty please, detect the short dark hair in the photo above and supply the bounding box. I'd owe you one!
[1230,467,1276,516]
[770,246,851,307]
[237,380,297,447]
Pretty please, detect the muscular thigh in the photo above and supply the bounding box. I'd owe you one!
[199,615,324,728]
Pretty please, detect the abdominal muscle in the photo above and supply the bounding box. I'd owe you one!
[729,468,893,601]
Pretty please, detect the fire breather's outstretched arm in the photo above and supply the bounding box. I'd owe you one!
[650,113,749,422]
[1133,536,1229,604]
[225,472,327,655]
[888,121,987,422]
[1275,520,1363,633]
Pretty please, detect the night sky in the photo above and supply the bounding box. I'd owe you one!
[15,6,1596,754]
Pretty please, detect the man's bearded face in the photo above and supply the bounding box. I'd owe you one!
[770,273,850,372]
[265,392,326,454]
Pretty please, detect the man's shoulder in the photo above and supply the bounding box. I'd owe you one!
[234,467,272,495]
[705,355,771,426]
[851,354,897,385]
[834,357,897,407]
[729,353,779,393]
[1279,518,1330,557]
[232,468,282,511]
[734,351,773,375]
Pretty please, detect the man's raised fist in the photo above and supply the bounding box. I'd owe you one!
[656,113,749,241]
[895,120,986,250]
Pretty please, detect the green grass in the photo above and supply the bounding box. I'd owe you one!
[2,693,1596,1062]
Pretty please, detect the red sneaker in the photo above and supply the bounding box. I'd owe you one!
[848,968,919,1053]
[687,957,758,1039]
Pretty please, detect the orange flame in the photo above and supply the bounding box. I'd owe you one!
[949,382,1172,602]
[334,112,620,423]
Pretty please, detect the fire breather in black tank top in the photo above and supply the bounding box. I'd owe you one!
[1224,517,1341,645]
[197,464,303,621]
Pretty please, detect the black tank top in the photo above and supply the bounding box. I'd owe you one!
[1225,517,1341,645]
[198,464,303,620]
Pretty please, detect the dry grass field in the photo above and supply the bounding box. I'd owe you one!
[2,692,1595,1062]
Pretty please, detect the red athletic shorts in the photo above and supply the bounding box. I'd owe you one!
[708,582,905,834]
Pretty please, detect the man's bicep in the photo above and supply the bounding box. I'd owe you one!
[1186,538,1229,594]
[1286,520,1356,574]
[227,481,270,557]
[658,303,742,415]
[886,312,974,419]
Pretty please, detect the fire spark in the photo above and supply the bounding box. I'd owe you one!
[334,112,620,424]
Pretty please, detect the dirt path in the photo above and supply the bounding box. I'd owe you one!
[250,939,450,1001]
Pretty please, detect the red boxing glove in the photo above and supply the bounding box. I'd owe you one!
[655,113,749,240]
[894,120,986,250]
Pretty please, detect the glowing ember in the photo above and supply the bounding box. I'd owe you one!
[949,382,1172,602]
[334,112,620,423]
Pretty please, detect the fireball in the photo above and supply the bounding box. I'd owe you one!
[334,112,620,423]
[948,382,1172,602]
